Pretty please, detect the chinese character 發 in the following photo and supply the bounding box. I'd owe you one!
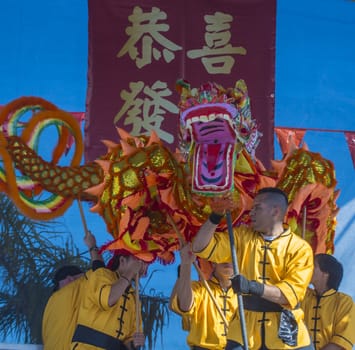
[114,80,178,144]
[187,12,247,74]
[117,6,182,68]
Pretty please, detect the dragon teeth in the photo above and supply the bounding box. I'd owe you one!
[199,115,208,122]
[186,112,232,126]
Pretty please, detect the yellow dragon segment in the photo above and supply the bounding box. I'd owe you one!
[271,140,338,254]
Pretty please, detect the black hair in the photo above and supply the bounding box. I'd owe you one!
[53,265,83,292]
[108,255,121,271]
[107,250,133,271]
[257,187,289,207]
[315,253,343,291]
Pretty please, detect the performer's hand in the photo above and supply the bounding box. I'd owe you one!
[179,243,196,265]
[231,274,264,296]
[210,193,237,215]
[83,230,97,250]
[132,331,145,347]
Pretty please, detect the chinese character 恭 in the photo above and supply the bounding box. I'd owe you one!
[114,80,178,144]
[117,6,182,69]
[187,12,247,74]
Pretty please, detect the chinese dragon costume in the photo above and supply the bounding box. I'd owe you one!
[0,80,338,264]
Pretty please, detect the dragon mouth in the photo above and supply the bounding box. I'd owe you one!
[181,103,239,195]
[193,142,235,194]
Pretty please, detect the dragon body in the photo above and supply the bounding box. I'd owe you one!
[0,83,338,263]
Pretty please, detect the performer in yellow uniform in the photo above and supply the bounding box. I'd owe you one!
[42,231,104,350]
[170,243,238,350]
[301,253,355,350]
[192,187,314,350]
[42,265,84,350]
[71,253,147,350]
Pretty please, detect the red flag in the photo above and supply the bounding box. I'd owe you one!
[65,112,85,154]
[275,127,306,155]
[86,0,276,166]
[344,132,355,169]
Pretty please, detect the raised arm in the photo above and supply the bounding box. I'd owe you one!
[108,256,146,307]
[171,244,196,312]
[83,230,104,269]
[192,194,237,253]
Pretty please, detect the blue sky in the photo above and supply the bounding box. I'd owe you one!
[0,0,355,348]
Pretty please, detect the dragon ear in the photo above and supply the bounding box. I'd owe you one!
[234,79,248,95]
[176,78,191,96]
[233,79,250,109]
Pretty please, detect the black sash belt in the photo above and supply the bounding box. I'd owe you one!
[243,295,283,312]
[72,324,128,350]
[191,347,209,350]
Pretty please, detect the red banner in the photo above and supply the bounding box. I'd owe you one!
[85,0,276,165]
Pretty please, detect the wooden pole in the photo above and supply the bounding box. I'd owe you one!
[144,171,228,327]
[166,212,228,327]
[77,199,89,236]
[226,211,248,350]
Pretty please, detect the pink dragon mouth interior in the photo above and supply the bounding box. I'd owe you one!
[182,103,238,194]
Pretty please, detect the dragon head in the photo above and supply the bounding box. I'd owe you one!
[177,79,261,196]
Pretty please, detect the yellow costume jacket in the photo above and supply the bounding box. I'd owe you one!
[42,271,93,350]
[171,276,238,349]
[301,288,355,350]
[195,225,313,350]
[71,268,141,349]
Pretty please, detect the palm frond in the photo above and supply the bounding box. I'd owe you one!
[140,290,170,350]
[0,194,172,347]
[0,194,89,343]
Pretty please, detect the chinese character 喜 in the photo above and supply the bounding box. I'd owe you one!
[187,12,247,74]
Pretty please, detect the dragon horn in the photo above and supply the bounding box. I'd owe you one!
[102,139,119,152]
[301,142,309,151]
[147,130,161,146]
[85,182,106,196]
[90,201,103,214]
[116,127,133,141]
[95,160,111,175]
[120,139,136,156]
